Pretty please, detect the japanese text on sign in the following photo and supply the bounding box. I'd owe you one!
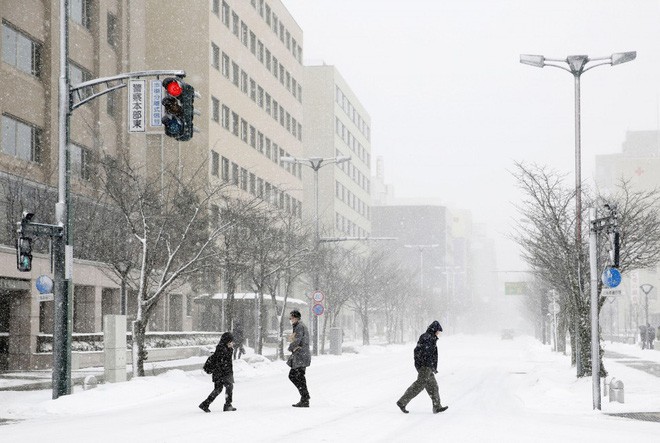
[128,80,146,132]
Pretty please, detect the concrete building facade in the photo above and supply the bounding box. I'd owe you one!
[0,0,305,370]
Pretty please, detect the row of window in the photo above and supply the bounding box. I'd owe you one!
[336,212,369,239]
[335,148,371,194]
[210,151,302,219]
[335,117,370,167]
[211,45,302,141]
[1,114,92,180]
[248,0,302,64]
[336,86,371,141]
[213,0,302,104]
[336,180,370,220]
[211,99,302,180]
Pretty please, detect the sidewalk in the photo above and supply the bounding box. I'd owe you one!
[0,356,207,392]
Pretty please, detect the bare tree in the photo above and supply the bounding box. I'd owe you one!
[100,154,232,376]
[512,162,660,376]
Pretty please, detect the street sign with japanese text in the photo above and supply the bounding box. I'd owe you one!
[128,80,146,132]
[150,80,163,127]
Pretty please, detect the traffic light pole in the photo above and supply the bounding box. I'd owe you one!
[53,0,186,400]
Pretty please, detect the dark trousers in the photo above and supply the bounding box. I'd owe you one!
[288,367,310,400]
[202,381,233,406]
[398,367,441,409]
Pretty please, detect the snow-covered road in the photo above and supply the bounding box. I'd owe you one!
[1,334,658,442]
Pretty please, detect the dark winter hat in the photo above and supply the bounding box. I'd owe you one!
[290,309,302,319]
[220,331,234,345]
[427,320,443,333]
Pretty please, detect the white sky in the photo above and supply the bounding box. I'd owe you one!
[2,335,659,440]
[281,0,660,271]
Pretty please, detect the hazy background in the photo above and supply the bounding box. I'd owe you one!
[282,0,660,272]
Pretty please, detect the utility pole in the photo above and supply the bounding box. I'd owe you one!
[52,0,187,399]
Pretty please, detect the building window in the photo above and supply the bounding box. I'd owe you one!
[107,13,119,49]
[249,125,256,148]
[232,62,239,86]
[70,143,92,180]
[211,150,219,176]
[231,12,239,37]
[241,22,248,46]
[222,1,230,27]
[240,119,248,143]
[231,112,239,136]
[250,31,256,54]
[69,0,91,29]
[257,86,264,108]
[2,22,42,77]
[221,156,229,182]
[1,115,41,162]
[211,96,219,122]
[249,173,256,195]
[222,53,230,78]
[211,43,220,70]
[240,167,248,191]
[69,62,92,86]
[240,70,248,94]
[212,0,220,16]
[250,79,256,102]
[231,162,239,185]
[257,41,264,63]
[222,105,230,129]
[265,4,271,25]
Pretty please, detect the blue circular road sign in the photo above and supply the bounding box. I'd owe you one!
[601,267,622,288]
[312,303,325,316]
[35,275,54,294]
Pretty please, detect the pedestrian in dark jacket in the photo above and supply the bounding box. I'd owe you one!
[648,324,656,350]
[233,322,245,360]
[396,320,448,414]
[287,309,311,407]
[199,332,237,412]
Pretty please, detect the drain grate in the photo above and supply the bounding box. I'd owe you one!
[606,412,660,423]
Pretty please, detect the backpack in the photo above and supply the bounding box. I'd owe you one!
[203,354,215,374]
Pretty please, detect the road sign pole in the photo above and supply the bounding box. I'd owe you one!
[589,208,601,410]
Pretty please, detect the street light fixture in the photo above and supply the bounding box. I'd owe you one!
[520,50,636,377]
[280,155,351,356]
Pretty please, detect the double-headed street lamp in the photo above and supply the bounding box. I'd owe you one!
[281,155,351,355]
[520,51,636,376]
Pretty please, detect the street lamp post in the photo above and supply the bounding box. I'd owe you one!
[281,155,351,356]
[520,51,636,376]
[404,244,439,307]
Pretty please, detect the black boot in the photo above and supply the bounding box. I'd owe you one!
[292,399,309,408]
[433,405,449,413]
[223,404,237,412]
[396,401,409,414]
[199,402,211,413]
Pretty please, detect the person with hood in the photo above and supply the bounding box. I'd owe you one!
[396,320,448,414]
[287,309,311,407]
[199,332,237,413]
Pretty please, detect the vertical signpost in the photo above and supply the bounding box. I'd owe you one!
[128,80,146,133]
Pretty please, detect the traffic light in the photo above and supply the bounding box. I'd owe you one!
[16,236,32,272]
[612,231,620,268]
[161,77,195,141]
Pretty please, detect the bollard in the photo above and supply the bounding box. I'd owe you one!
[83,375,98,391]
[609,379,624,403]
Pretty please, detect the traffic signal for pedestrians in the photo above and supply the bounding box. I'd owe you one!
[16,236,32,272]
[161,77,195,141]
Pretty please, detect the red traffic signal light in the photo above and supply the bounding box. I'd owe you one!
[161,77,195,141]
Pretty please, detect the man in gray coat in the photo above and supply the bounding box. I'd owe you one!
[287,309,311,407]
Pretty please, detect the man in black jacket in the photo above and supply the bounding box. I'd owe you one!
[199,331,237,412]
[396,320,448,414]
[288,309,311,407]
